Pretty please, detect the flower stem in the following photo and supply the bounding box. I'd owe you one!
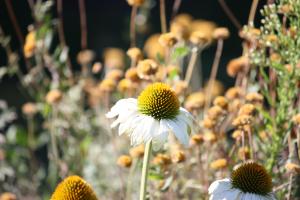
[139,140,152,200]
[130,6,138,47]
[160,0,167,33]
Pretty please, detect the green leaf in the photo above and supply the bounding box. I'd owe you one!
[171,46,189,61]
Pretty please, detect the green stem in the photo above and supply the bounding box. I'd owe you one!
[139,140,152,200]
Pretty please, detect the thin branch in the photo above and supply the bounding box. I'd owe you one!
[130,6,138,47]
[57,0,73,77]
[4,0,24,45]
[218,0,242,30]
[160,0,167,33]
[248,0,259,24]
[171,0,182,20]
[79,0,88,49]
[204,39,224,112]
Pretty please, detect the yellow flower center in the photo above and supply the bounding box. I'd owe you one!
[231,162,272,195]
[51,175,98,200]
[138,83,180,120]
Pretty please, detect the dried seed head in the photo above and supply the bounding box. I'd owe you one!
[238,104,255,116]
[189,31,209,46]
[184,92,205,111]
[210,158,227,170]
[270,53,281,63]
[202,118,216,129]
[232,115,253,127]
[136,59,159,80]
[171,150,186,163]
[77,50,95,66]
[144,34,165,59]
[238,147,250,160]
[232,130,243,140]
[170,14,193,40]
[191,20,217,44]
[278,4,293,14]
[213,96,228,110]
[207,105,225,120]
[204,80,224,98]
[203,132,217,143]
[98,78,116,93]
[190,134,204,145]
[285,162,300,174]
[22,102,37,116]
[245,92,264,104]
[117,155,132,168]
[225,87,243,100]
[103,48,125,69]
[158,32,178,48]
[292,114,300,125]
[125,68,141,83]
[118,79,135,94]
[106,69,124,82]
[92,62,102,74]
[174,80,188,96]
[127,47,143,62]
[213,27,230,40]
[126,0,145,7]
[226,56,248,77]
[46,89,63,104]
[153,153,171,166]
[0,193,17,200]
[24,31,36,58]
[129,144,144,158]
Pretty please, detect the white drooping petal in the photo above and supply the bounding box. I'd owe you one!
[208,179,232,195]
[166,119,189,147]
[241,193,276,200]
[106,98,137,118]
[118,112,139,135]
[210,188,241,200]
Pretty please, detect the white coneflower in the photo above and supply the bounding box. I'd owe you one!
[107,82,193,200]
[106,82,193,148]
[209,162,276,200]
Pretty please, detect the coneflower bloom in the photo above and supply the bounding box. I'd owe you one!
[106,82,193,149]
[50,175,98,200]
[209,162,276,200]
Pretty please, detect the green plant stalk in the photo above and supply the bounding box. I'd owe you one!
[139,140,152,200]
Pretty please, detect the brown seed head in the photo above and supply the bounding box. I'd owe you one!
[46,89,63,104]
[22,102,37,116]
[103,48,125,69]
[77,50,95,66]
[126,0,145,7]
[136,59,159,80]
[98,78,116,93]
[227,56,249,77]
[213,96,228,110]
[171,150,186,163]
[158,32,178,48]
[213,27,230,40]
[129,144,144,158]
[210,158,227,170]
[117,155,132,168]
[105,69,124,82]
[153,153,171,166]
[0,193,16,200]
[144,34,165,59]
[127,47,143,61]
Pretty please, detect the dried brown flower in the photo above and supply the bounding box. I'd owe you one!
[117,155,132,168]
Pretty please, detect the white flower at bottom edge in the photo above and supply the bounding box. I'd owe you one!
[106,83,193,149]
[208,162,277,200]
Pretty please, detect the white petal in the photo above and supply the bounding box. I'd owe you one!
[106,98,137,118]
[210,188,241,200]
[118,112,139,135]
[241,193,275,200]
[166,119,189,147]
[208,179,232,195]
